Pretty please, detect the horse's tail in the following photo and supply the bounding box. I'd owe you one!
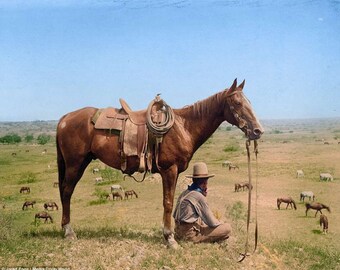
[292,200,297,210]
[56,126,66,198]
[305,202,310,216]
[22,203,25,210]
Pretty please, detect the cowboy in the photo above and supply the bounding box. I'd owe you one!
[173,162,231,243]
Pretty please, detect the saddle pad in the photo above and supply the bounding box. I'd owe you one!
[94,107,128,131]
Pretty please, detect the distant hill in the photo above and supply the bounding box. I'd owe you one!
[0,120,58,137]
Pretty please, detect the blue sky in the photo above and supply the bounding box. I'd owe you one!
[1,0,340,121]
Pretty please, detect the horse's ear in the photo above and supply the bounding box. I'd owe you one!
[238,79,245,90]
[227,78,238,94]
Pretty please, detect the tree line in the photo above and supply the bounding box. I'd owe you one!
[0,133,52,145]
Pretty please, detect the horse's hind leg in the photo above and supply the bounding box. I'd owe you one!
[160,165,179,249]
[59,156,92,239]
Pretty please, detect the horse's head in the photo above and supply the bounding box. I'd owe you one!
[323,204,331,213]
[225,79,264,140]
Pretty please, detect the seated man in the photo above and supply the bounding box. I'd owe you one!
[173,162,231,243]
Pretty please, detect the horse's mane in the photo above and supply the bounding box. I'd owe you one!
[176,90,227,119]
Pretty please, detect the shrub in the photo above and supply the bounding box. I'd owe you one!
[18,172,38,184]
[37,134,51,145]
[101,168,122,182]
[223,144,240,152]
[226,201,247,221]
[24,134,34,143]
[0,133,21,144]
[272,129,283,134]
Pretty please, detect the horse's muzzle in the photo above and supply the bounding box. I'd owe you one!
[246,127,264,140]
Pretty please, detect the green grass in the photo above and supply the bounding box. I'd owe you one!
[1,119,340,269]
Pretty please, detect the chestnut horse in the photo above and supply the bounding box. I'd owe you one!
[277,197,297,210]
[56,79,263,248]
[305,202,330,217]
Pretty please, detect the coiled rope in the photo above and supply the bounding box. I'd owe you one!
[146,94,175,138]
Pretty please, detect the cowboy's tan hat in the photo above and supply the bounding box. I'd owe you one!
[185,162,215,179]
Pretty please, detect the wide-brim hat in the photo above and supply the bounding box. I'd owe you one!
[185,162,215,179]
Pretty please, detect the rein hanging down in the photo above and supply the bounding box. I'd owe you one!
[238,139,259,263]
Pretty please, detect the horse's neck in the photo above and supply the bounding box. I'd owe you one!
[177,91,226,150]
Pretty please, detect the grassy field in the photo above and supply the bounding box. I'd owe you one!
[1,118,340,270]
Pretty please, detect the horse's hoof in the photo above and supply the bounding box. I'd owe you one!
[63,223,77,240]
[167,234,179,250]
[65,232,77,240]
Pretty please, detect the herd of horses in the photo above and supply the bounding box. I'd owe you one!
[276,192,331,234]
[20,186,58,223]
[12,79,333,247]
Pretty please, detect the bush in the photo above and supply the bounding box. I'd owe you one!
[24,134,34,143]
[223,144,240,152]
[37,134,51,145]
[101,168,122,181]
[272,129,283,134]
[226,201,247,221]
[0,133,21,144]
[18,172,38,184]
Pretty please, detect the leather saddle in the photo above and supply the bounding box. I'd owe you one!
[91,96,173,175]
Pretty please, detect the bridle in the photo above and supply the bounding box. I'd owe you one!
[226,91,248,132]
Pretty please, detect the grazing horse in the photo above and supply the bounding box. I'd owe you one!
[124,190,138,199]
[296,170,304,178]
[300,191,315,202]
[229,164,239,170]
[234,182,252,192]
[319,214,328,234]
[305,202,330,217]
[92,168,100,174]
[22,200,36,210]
[222,160,232,167]
[277,197,297,210]
[320,173,333,181]
[56,79,263,247]
[112,192,123,201]
[111,184,124,193]
[20,187,30,194]
[35,211,53,223]
[44,202,59,211]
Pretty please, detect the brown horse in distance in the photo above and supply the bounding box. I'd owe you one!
[277,197,297,210]
[124,190,138,199]
[306,202,330,217]
[319,214,328,234]
[44,202,59,211]
[22,200,36,210]
[56,79,263,248]
[35,211,53,223]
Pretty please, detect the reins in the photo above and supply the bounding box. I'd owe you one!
[238,139,259,262]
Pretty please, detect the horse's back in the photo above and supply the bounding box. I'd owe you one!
[58,107,98,129]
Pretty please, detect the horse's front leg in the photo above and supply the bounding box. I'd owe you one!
[160,164,179,249]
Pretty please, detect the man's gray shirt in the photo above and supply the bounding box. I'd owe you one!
[173,189,221,227]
